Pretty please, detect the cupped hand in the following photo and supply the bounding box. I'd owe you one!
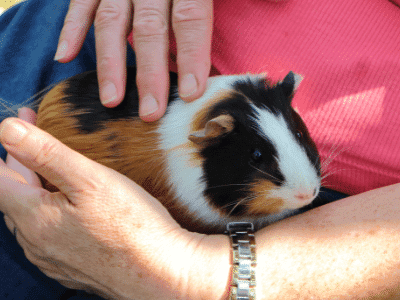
[54,0,213,122]
[0,110,228,299]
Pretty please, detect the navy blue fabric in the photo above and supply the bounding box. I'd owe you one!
[0,0,136,160]
[0,0,135,299]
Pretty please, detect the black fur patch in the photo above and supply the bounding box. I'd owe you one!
[202,76,320,216]
[60,67,179,133]
[235,76,321,175]
[233,77,292,114]
[201,78,289,216]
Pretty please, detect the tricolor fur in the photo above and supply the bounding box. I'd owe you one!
[36,67,321,233]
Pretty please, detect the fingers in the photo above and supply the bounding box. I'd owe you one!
[94,0,133,107]
[0,159,30,185]
[0,118,105,199]
[0,163,46,218]
[55,0,100,63]
[3,215,15,234]
[6,108,42,187]
[16,107,37,124]
[56,0,213,122]
[172,0,212,102]
[132,0,170,122]
[56,0,133,108]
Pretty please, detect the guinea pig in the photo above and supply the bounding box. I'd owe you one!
[35,67,321,234]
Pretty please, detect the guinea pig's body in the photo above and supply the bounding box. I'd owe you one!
[36,67,321,233]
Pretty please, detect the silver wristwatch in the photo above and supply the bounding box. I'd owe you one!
[226,222,256,300]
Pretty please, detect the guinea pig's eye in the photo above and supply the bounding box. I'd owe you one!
[296,131,303,139]
[251,148,263,163]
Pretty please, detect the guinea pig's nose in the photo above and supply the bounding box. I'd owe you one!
[294,192,313,201]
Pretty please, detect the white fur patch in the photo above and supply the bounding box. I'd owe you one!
[157,75,244,225]
[252,105,320,208]
[157,74,319,230]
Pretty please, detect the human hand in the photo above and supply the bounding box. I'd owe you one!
[0,113,229,299]
[3,108,42,187]
[54,0,213,122]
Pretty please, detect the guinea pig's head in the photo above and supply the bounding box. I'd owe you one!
[188,72,321,218]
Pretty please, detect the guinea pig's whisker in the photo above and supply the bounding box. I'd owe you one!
[227,195,258,216]
[0,100,18,117]
[206,183,253,191]
[321,145,352,174]
[249,164,283,184]
[0,83,57,120]
[222,194,259,209]
[221,196,252,210]
[320,144,341,171]
[321,167,352,180]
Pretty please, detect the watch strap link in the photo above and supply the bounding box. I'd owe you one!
[226,222,256,300]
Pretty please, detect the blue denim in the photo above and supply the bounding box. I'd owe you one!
[0,0,135,298]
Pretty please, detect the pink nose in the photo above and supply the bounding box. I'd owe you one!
[295,188,318,201]
[295,193,312,201]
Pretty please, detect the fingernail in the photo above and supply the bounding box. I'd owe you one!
[101,81,118,105]
[54,40,68,61]
[0,119,28,145]
[140,94,159,117]
[180,74,198,98]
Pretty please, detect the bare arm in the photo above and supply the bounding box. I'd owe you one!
[198,183,400,299]
[1,113,400,299]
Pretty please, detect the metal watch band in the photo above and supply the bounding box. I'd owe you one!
[226,222,256,300]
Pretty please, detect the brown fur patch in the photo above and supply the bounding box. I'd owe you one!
[184,91,235,170]
[190,91,233,132]
[247,180,284,215]
[189,114,235,146]
[166,142,204,169]
[35,81,233,233]
[35,81,177,211]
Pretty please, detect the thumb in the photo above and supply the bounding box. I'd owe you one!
[0,117,106,199]
[6,108,42,187]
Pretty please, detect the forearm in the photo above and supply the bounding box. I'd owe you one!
[255,182,400,299]
[80,183,400,300]
[193,183,400,300]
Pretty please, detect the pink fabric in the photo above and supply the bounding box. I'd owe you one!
[129,0,400,195]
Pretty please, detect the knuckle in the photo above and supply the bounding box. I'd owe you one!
[135,61,168,88]
[96,55,115,75]
[172,0,211,24]
[63,0,93,32]
[136,61,164,76]
[33,140,62,173]
[94,2,124,29]
[177,39,205,57]
[133,8,168,38]
[69,0,89,8]
[62,16,81,36]
[135,70,162,89]
[24,249,41,265]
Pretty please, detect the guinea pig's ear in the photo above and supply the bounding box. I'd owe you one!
[280,71,303,98]
[189,114,235,146]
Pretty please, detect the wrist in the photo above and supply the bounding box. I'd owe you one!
[173,230,231,300]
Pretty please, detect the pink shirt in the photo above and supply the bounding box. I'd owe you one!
[130,0,400,195]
